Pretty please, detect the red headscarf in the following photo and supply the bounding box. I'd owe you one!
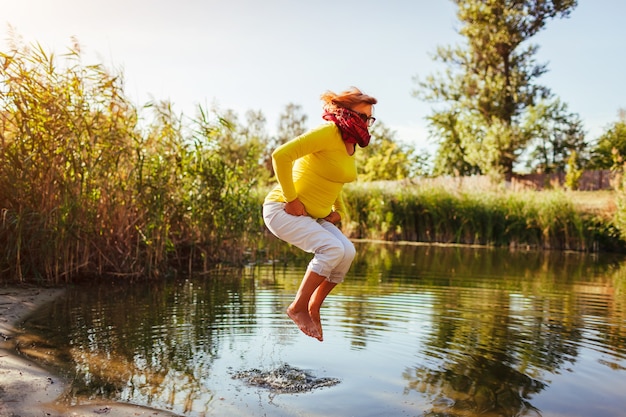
[322,106,371,148]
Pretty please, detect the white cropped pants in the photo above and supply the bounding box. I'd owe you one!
[262,202,356,283]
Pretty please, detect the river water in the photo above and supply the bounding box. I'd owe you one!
[20,242,626,416]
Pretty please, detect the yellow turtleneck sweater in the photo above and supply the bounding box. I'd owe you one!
[264,123,357,220]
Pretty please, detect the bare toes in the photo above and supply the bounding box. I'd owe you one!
[286,307,321,340]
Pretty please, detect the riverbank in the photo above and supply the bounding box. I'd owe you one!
[0,285,180,417]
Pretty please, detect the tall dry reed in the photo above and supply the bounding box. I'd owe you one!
[0,40,263,283]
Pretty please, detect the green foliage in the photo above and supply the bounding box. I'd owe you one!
[0,39,264,283]
[524,98,588,174]
[589,110,626,170]
[264,103,308,177]
[1,35,621,285]
[429,110,482,176]
[611,160,626,241]
[597,112,626,242]
[343,181,618,252]
[275,103,308,146]
[565,151,583,190]
[0,40,140,282]
[356,121,427,181]
[415,0,579,177]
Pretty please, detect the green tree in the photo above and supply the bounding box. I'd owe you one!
[589,109,626,170]
[523,98,587,174]
[356,122,427,181]
[275,103,308,146]
[565,150,583,190]
[242,109,271,185]
[197,107,269,185]
[414,0,578,179]
[429,110,482,176]
[265,103,308,177]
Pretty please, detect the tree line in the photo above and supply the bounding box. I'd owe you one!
[414,0,625,183]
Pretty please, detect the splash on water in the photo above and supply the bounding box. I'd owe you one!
[232,363,340,393]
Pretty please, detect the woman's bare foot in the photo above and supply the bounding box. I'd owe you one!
[286,306,322,341]
[309,308,323,341]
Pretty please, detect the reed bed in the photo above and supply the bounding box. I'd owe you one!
[0,43,264,283]
[343,181,620,252]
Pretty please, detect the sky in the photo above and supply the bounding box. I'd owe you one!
[2,0,625,154]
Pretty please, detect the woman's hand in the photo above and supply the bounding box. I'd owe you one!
[284,198,308,216]
[323,211,341,225]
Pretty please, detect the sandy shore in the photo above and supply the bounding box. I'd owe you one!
[0,285,180,417]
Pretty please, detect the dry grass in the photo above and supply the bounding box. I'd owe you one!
[567,190,616,219]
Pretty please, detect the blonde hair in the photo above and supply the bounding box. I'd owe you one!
[320,87,377,110]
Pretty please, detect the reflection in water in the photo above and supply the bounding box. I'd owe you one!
[19,243,626,417]
[405,352,545,416]
[24,275,260,414]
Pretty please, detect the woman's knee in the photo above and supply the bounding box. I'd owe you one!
[324,240,347,265]
[338,240,355,262]
[329,240,356,267]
